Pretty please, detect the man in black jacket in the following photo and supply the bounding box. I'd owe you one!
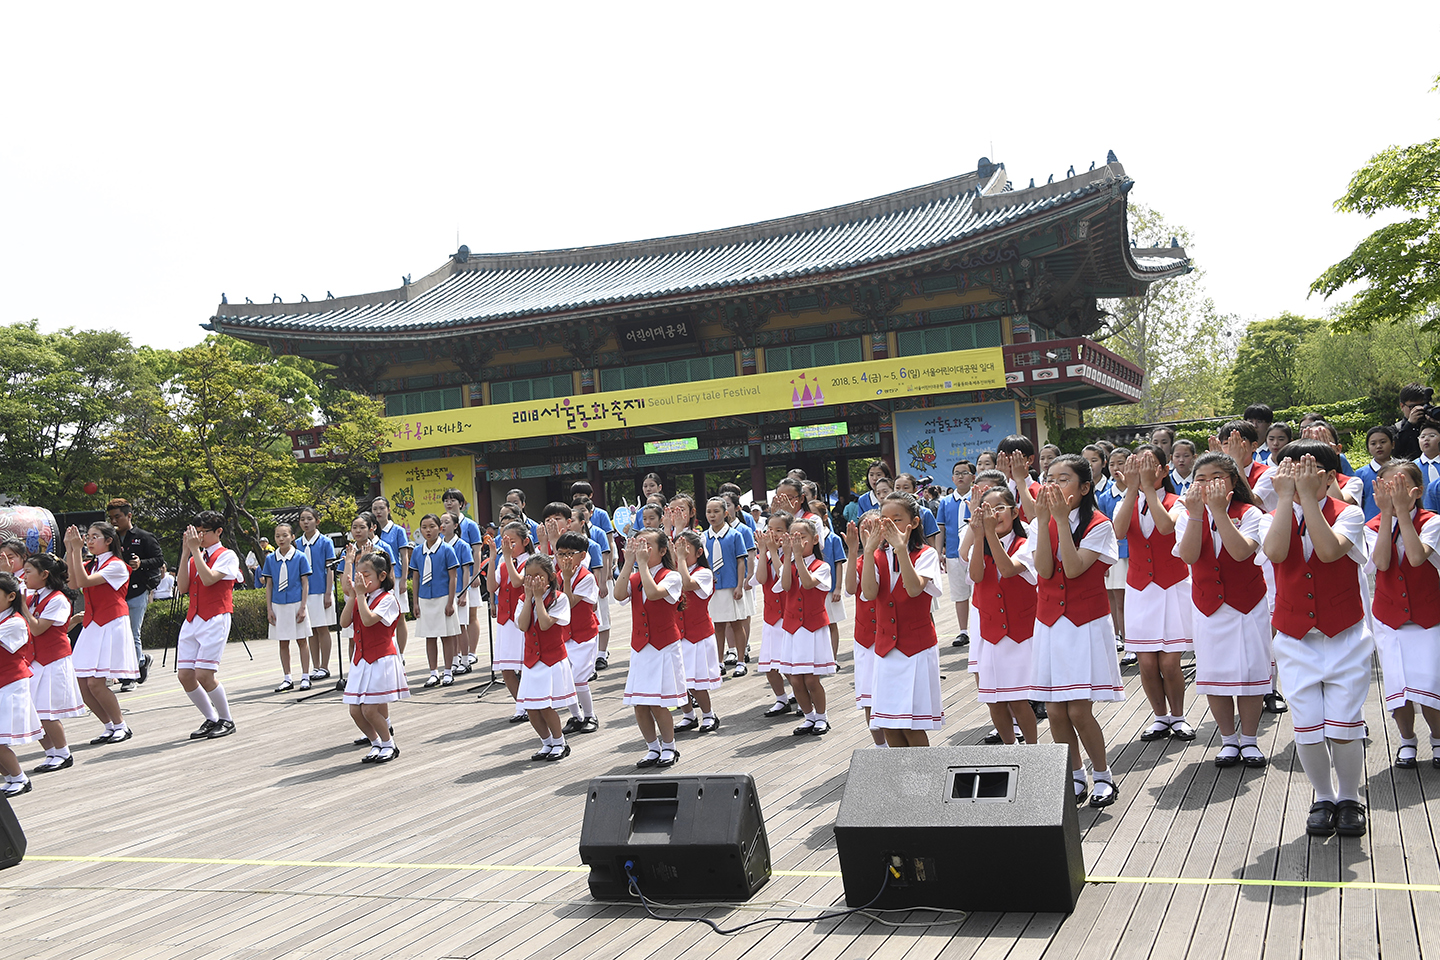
[1393,383,1435,461]
[108,499,163,692]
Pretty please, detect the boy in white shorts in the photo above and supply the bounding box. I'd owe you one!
[176,511,243,740]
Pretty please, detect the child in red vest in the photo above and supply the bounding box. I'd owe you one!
[967,486,1039,746]
[515,555,576,761]
[1175,452,1272,768]
[754,513,797,719]
[671,531,722,733]
[1113,445,1195,743]
[63,522,138,745]
[1261,441,1373,837]
[0,572,41,797]
[616,528,686,767]
[844,510,886,746]
[1365,460,1440,770]
[486,521,533,723]
[340,548,408,763]
[1027,454,1124,807]
[778,518,837,736]
[860,493,943,747]
[176,512,243,741]
[556,532,601,736]
[20,555,83,774]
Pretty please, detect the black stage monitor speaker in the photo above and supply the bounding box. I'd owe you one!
[0,796,25,869]
[579,774,771,902]
[834,744,1084,913]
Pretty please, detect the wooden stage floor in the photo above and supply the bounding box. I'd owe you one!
[2,597,1438,960]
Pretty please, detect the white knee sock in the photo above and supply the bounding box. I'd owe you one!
[1330,739,1366,803]
[188,688,218,721]
[207,683,232,722]
[576,685,594,718]
[1295,741,1337,801]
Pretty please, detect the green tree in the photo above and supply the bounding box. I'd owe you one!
[0,321,160,509]
[1311,73,1440,347]
[1088,204,1239,425]
[1298,307,1439,406]
[1229,312,1326,412]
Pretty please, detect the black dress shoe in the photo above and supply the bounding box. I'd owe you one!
[674,717,700,733]
[531,747,553,761]
[508,714,529,724]
[354,735,372,746]
[1,780,32,798]
[1306,801,1338,836]
[31,755,73,774]
[106,727,133,743]
[139,654,152,685]
[544,743,571,762]
[1263,692,1288,714]
[90,731,116,745]
[374,745,399,764]
[655,747,679,768]
[762,702,790,718]
[207,719,236,739]
[191,720,218,740]
[1335,800,1367,836]
[561,716,585,735]
[1031,701,1048,720]
[636,751,661,768]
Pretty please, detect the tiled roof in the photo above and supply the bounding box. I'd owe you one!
[207,160,1188,339]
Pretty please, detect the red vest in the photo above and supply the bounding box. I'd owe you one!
[1246,460,1271,489]
[565,567,599,644]
[1017,479,1042,524]
[1126,492,1189,590]
[1368,510,1440,630]
[523,591,570,667]
[1036,513,1112,627]
[782,557,831,634]
[760,568,784,626]
[871,546,938,657]
[82,554,130,627]
[0,612,32,688]
[495,552,528,626]
[351,591,398,665]
[853,552,877,649]
[185,546,236,622]
[629,569,682,651]
[1271,498,1364,638]
[28,590,73,666]
[1189,503,1267,616]
[680,566,716,642]
[975,536,1038,643]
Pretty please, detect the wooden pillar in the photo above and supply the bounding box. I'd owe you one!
[586,442,604,511]
[475,457,493,525]
[836,456,851,496]
[749,444,766,508]
[693,470,707,505]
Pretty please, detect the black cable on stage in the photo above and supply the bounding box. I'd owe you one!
[622,859,895,936]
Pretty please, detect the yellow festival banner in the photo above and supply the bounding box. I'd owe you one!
[379,455,478,532]
[384,346,1006,452]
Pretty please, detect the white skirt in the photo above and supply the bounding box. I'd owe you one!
[397,589,411,614]
[72,618,139,680]
[596,592,612,630]
[494,620,525,671]
[566,638,598,689]
[825,593,847,624]
[708,586,744,623]
[623,643,686,707]
[268,600,312,642]
[306,594,335,628]
[1123,581,1194,652]
[740,586,756,618]
[342,654,410,705]
[178,613,231,671]
[681,636,723,690]
[967,602,983,673]
[1104,558,1129,591]
[1375,620,1440,711]
[977,637,1035,703]
[29,658,86,720]
[780,626,837,675]
[1031,615,1126,702]
[1193,601,1273,698]
[465,585,482,610]
[757,621,785,672]
[869,645,944,730]
[415,595,460,638]
[853,642,876,710]
[0,677,42,745]
[517,657,578,710]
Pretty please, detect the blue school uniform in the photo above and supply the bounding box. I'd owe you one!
[377,521,411,564]
[260,549,312,605]
[919,504,939,539]
[589,507,614,539]
[410,540,459,599]
[738,510,756,531]
[583,527,608,570]
[1095,484,1130,560]
[446,537,475,591]
[822,528,846,586]
[857,490,879,515]
[298,532,336,595]
[1424,475,1440,513]
[934,491,970,559]
[456,515,484,551]
[1356,461,1383,520]
[703,525,745,591]
[336,539,396,574]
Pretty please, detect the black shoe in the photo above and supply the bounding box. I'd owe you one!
[1306,801,1338,836]
[982,728,1002,744]
[655,747,679,767]
[374,744,399,764]
[1031,701,1048,720]
[1263,692,1288,714]
[1119,652,1139,668]
[118,681,136,693]
[561,716,585,735]
[1,780,32,798]
[578,717,600,734]
[793,720,817,736]
[1089,780,1118,808]
[636,750,661,768]
[274,680,295,693]
[1335,800,1367,837]
[207,719,236,739]
[106,727,133,744]
[763,702,791,718]
[90,730,116,745]
[508,713,529,724]
[531,747,553,761]
[191,720,218,740]
[31,755,74,774]
[544,743,571,762]
[139,654,152,685]
[354,735,372,746]
[594,655,609,671]
[311,667,331,681]
[698,715,720,733]
[674,717,700,733]
[811,719,831,736]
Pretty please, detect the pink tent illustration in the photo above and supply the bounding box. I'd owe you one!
[790,373,826,409]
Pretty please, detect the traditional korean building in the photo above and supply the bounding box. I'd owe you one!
[205,155,1188,521]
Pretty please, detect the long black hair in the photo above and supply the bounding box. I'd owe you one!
[1046,454,1098,546]
[25,553,77,605]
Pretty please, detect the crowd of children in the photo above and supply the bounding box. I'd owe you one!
[2,389,1438,842]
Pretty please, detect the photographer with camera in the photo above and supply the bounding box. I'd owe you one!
[1393,383,1436,461]
[106,498,163,692]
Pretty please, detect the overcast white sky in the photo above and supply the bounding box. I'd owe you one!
[3,3,1437,349]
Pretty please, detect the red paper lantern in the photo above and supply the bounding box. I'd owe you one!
[84,482,99,495]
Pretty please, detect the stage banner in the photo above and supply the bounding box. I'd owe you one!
[380,455,477,532]
[893,401,1019,477]
[385,347,1005,451]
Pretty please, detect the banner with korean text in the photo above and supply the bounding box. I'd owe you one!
[379,455,477,533]
[385,347,1006,451]
[893,401,1019,477]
